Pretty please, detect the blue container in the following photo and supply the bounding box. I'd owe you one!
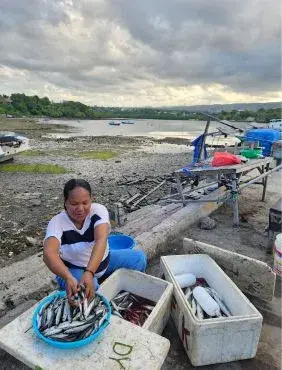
[32,291,111,349]
[108,234,136,250]
[245,129,280,156]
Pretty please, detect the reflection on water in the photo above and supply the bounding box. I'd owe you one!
[42,118,241,144]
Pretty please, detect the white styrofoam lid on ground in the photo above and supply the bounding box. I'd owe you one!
[0,302,170,370]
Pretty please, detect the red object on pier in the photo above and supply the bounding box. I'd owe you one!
[212,152,241,167]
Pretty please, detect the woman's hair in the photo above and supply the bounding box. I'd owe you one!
[63,179,92,201]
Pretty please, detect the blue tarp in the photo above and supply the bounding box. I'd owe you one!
[191,134,208,163]
[182,134,208,176]
[245,129,280,156]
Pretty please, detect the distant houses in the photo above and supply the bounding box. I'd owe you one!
[0,95,12,104]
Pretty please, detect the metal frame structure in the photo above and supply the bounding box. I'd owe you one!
[164,113,281,226]
[172,158,280,226]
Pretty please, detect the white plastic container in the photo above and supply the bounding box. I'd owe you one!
[160,254,263,367]
[274,233,282,276]
[99,268,173,335]
[175,273,196,288]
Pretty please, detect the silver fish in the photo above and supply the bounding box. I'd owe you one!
[191,299,197,315]
[43,326,64,336]
[184,287,191,297]
[38,285,109,342]
[115,291,130,301]
[83,298,88,317]
[110,290,155,326]
[84,301,94,318]
[206,288,232,316]
[64,321,94,334]
[78,325,94,340]
[196,303,204,319]
[62,300,70,322]
[55,300,64,326]
[98,313,107,327]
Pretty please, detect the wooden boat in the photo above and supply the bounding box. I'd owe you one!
[0,132,29,163]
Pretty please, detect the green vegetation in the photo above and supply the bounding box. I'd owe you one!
[77,150,117,160]
[19,149,118,160]
[19,150,46,156]
[218,108,281,123]
[0,163,71,174]
[0,93,280,123]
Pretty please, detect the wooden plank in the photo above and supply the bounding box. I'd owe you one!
[125,193,141,205]
[182,238,276,302]
[131,180,166,209]
[180,158,272,176]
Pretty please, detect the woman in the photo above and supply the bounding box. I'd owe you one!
[43,178,147,302]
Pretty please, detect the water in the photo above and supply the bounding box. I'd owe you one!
[42,118,241,145]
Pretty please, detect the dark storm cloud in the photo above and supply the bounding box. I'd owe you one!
[108,0,281,92]
[0,0,280,104]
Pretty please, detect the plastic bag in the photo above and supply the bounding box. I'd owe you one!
[211,152,241,167]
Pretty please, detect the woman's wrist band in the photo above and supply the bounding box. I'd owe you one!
[85,268,94,277]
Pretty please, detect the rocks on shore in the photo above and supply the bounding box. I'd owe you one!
[25,237,41,248]
[198,217,217,230]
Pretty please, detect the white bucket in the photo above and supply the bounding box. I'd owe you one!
[273,233,282,276]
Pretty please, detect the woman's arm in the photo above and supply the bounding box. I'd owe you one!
[43,236,79,300]
[43,237,72,279]
[87,223,109,274]
[80,223,109,299]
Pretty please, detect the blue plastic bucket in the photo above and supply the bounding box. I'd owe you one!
[32,291,111,349]
[108,234,136,250]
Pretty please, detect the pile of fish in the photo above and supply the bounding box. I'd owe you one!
[36,287,109,342]
[110,290,155,326]
[176,274,232,320]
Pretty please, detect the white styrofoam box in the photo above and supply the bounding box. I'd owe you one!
[99,268,173,335]
[160,254,263,367]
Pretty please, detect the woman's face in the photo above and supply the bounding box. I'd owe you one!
[65,187,92,224]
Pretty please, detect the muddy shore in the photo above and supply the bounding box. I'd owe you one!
[0,117,279,268]
[0,118,193,267]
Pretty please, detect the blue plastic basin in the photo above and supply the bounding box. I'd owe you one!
[108,234,136,250]
[32,291,111,349]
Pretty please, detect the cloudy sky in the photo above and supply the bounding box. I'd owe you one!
[0,0,281,107]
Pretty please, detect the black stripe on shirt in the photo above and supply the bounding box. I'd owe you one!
[61,214,102,245]
[62,252,110,273]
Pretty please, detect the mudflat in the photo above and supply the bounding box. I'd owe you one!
[0,118,192,267]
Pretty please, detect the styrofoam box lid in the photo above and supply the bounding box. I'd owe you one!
[161,254,262,318]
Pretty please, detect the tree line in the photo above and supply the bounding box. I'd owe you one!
[0,93,280,122]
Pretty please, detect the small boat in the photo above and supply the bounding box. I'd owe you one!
[108,121,121,126]
[0,132,29,163]
[121,120,135,124]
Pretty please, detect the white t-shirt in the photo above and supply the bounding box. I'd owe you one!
[44,203,110,278]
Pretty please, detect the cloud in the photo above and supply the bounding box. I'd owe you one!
[0,0,281,106]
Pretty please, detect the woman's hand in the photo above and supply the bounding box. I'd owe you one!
[80,271,95,301]
[66,275,79,303]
